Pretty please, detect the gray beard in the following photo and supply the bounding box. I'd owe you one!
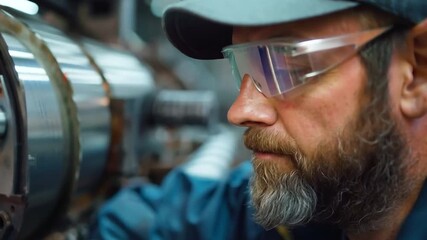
[250,163,316,229]
[246,104,415,233]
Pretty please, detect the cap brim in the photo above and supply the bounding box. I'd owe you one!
[163,0,359,59]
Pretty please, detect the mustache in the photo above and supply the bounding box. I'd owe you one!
[243,128,301,157]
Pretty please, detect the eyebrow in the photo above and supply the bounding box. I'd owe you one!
[269,29,307,39]
[260,27,325,43]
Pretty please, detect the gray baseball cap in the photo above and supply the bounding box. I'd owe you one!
[162,0,427,59]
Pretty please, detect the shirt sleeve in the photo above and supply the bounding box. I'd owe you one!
[91,161,271,240]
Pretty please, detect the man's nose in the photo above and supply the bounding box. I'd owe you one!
[227,75,277,127]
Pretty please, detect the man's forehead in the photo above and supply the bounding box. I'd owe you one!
[232,11,364,44]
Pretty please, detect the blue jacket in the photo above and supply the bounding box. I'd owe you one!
[92,161,427,240]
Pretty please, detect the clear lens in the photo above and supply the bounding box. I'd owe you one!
[223,45,313,97]
[222,26,391,98]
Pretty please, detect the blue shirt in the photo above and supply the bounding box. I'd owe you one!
[91,161,427,240]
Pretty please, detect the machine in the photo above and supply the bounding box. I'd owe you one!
[0,6,223,239]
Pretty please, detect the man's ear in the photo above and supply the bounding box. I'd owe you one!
[400,19,427,119]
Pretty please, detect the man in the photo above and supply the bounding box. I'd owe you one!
[93,0,427,239]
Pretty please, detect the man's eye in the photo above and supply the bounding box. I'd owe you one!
[285,61,312,80]
[274,65,311,85]
[291,66,311,76]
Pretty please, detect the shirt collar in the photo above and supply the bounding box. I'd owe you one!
[397,179,427,239]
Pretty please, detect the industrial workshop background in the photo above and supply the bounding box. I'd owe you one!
[0,0,249,239]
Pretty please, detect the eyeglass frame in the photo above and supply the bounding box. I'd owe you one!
[222,26,393,98]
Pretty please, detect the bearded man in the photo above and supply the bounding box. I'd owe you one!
[94,0,427,239]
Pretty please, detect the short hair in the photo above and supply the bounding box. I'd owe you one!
[356,6,412,103]
[354,6,413,132]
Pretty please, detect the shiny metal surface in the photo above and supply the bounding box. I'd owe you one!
[0,7,158,239]
[0,109,7,136]
[0,9,112,238]
[2,32,71,238]
[20,19,111,194]
[152,90,219,128]
[0,26,28,239]
[82,40,155,99]
[0,13,81,240]
[83,40,155,175]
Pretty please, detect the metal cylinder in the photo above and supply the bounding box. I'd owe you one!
[82,39,155,176]
[0,109,7,137]
[0,8,155,239]
[151,89,219,129]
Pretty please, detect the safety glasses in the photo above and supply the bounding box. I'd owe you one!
[222,26,392,97]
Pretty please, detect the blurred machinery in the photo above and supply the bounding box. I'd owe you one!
[0,4,230,240]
